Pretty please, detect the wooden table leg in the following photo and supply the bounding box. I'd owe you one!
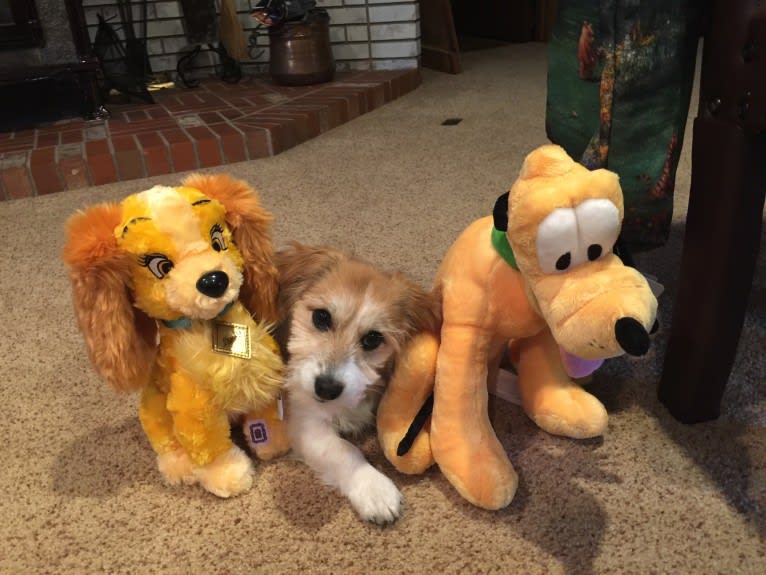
[658,117,766,422]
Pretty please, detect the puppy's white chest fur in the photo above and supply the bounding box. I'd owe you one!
[331,394,378,436]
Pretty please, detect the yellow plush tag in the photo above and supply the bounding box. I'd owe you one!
[212,321,251,359]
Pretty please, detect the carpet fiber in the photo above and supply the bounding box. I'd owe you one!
[1,43,764,574]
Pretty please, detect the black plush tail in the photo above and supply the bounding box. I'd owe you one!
[396,393,434,457]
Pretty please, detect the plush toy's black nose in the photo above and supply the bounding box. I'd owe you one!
[615,317,651,356]
[196,271,229,298]
[315,375,344,401]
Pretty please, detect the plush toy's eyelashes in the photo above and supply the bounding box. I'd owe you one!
[210,223,227,252]
[140,253,175,279]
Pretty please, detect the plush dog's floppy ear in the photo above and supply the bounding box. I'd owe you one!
[182,173,279,324]
[63,204,157,392]
[493,192,510,231]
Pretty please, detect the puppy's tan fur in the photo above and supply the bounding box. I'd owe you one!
[277,243,437,524]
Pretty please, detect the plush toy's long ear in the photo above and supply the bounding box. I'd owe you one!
[493,191,510,231]
[63,204,157,392]
[182,173,279,324]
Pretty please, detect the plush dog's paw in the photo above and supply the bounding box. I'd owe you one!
[193,446,255,498]
[157,450,197,486]
[527,385,608,439]
[346,466,403,525]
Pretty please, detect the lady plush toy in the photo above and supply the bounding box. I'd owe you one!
[63,174,288,498]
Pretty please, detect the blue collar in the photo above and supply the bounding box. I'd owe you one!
[161,301,235,330]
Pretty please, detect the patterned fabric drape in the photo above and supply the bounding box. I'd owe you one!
[546,0,703,251]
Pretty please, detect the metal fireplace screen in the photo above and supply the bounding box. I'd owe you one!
[92,0,153,102]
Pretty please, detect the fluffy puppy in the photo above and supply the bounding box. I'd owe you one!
[276,243,438,524]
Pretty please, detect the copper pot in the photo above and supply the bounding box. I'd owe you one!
[269,11,335,86]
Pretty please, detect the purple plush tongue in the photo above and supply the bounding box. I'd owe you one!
[559,347,604,379]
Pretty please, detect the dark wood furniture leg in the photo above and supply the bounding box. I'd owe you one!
[658,0,766,423]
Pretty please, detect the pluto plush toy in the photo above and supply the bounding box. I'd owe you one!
[377,145,658,510]
[63,174,288,498]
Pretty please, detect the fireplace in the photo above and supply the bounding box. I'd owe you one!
[0,0,105,131]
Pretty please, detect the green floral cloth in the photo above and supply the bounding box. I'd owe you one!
[546,0,702,251]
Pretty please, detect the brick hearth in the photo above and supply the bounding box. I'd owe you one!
[0,68,420,201]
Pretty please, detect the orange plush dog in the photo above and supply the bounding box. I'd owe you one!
[377,145,658,510]
[63,174,288,497]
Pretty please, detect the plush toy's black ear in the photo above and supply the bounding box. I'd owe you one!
[493,192,510,231]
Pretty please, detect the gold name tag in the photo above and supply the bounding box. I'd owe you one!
[212,321,251,359]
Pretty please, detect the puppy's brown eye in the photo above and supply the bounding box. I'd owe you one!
[360,331,384,351]
[312,309,332,331]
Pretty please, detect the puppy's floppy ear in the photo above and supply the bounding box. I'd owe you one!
[392,274,441,338]
[274,242,346,319]
[182,173,279,324]
[63,204,157,392]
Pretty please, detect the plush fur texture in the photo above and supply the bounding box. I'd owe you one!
[63,174,288,498]
[277,243,438,524]
[377,145,658,511]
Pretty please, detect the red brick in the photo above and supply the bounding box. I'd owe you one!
[60,130,83,144]
[199,111,227,124]
[267,108,322,139]
[280,102,339,133]
[126,110,149,122]
[0,141,35,154]
[111,135,145,181]
[147,106,170,119]
[238,127,272,159]
[1,165,34,199]
[58,156,91,190]
[238,117,296,152]
[161,128,197,172]
[365,84,387,110]
[207,123,247,164]
[250,113,310,146]
[110,118,175,135]
[315,89,362,121]
[185,126,222,168]
[85,140,117,186]
[136,132,171,176]
[36,132,60,147]
[29,147,62,195]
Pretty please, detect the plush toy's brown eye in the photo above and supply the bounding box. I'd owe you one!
[211,223,227,252]
[140,254,174,279]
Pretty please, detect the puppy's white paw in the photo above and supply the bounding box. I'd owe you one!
[346,466,402,525]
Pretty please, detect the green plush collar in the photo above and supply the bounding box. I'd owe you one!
[491,227,519,270]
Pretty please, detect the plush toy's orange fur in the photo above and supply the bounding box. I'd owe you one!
[63,174,287,498]
[377,145,658,510]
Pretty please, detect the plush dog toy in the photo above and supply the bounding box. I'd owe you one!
[63,174,289,498]
[377,144,658,510]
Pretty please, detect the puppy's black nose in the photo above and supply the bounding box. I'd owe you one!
[196,271,229,298]
[615,317,651,356]
[315,375,344,401]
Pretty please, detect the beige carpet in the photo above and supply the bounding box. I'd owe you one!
[1,43,764,574]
